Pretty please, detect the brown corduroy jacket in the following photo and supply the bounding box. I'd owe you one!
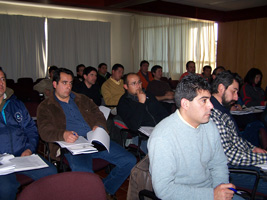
[37,92,107,160]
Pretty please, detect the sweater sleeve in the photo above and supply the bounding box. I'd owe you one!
[20,101,39,153]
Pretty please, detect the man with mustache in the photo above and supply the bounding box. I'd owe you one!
[37,68,136,199]
[210,71,267,196]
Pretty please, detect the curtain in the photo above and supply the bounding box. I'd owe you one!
[132,15,216,80]
[0,14,45,81]
[47,18,111,74]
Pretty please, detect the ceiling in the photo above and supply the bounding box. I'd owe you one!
[3,0,267,21]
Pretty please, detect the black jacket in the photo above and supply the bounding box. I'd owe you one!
[117,91,169,131]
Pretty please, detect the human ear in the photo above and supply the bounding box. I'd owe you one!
[181,98,189,110]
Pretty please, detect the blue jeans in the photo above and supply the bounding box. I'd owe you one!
[64,140,136,195]
[132,136,148,154]
[229,165,267,195]
[239,121,265,147]
[0,156,57,200]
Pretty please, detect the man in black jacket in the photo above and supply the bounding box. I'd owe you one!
[117,73,169,153]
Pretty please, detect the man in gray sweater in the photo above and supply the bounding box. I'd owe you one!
[148,74,243,200]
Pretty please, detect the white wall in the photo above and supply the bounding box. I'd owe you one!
[0,1,134,73]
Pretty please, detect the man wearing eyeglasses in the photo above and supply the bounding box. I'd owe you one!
[117,73,169,153]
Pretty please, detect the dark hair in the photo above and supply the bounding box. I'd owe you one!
[140,60,149,67]
[53,68,74,83]
[98,63,107,69]
[203,65,211,71]
[244,68,262,87]
[48,65,58,74]
[112,63,124,71]
[211,71,240,94]
[212,66,225,76]
[175,74,211,109]
[186,61,195,69]
[83,66,97,75]
[123,73,137,85]
[76,64,85,72]
[151,65,162,77]
[0,67,7,79]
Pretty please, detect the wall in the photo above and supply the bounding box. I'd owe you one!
[0,1,134,75]
[217,18,267,88]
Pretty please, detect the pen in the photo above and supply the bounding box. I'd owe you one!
[229,188,242,195]
[72,131,77,136]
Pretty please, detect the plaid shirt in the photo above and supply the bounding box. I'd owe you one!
[210,108,267,166]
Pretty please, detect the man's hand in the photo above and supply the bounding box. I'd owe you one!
[164,91,174,100]
[21,149,32,157]
[92,126,98,131]
[214,183,235,200]
[63,131,78,143]
[253,147,267,153]
[137,89,147,103]
[230,104,242,111]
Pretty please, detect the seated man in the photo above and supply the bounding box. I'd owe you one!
[210,71,267,195]
[0,67,57,200]
[147,65,175,113]
[146,65,174,101]
[179,60,196,80]
[97,63,111,88]
[73,64,85,86]
[37,68,136,199]
[101,63,125,106]
[117,73,169,153]
[148,74,242,200]
[137,60,153,90]
[201,65,212,83]
[33,65,58,98]
[72,66,101,106]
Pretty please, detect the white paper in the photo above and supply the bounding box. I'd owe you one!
[0,154,48,175]
[11,154,48,172]
[56,127,110,155]
[138,126,154,137]
[99,106,111,120]
[87,127,110,152]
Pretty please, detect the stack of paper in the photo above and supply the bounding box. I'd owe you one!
[56,137,98,155]
[0,154,15,175]
[0,154,48,175]
[256,164,267,171]
[11,154,48,172]
[138,126,154,137]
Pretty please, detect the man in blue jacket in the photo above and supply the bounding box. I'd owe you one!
[0,67,57,200]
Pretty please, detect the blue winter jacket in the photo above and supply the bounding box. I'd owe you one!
[0,88,38,156]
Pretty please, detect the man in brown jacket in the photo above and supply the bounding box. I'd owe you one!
[37,68,136,199]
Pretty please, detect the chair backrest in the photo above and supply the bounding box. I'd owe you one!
[17,171,106,200]
[127,155,153,200]
[6,78,15,89]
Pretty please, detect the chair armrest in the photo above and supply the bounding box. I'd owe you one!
[139,189,160,200]
[229,168,261,199]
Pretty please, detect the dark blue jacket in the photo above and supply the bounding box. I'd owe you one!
[0,88,38,156]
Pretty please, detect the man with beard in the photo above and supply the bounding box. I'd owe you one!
[210,71,267,195]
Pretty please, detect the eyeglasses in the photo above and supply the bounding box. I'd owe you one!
[128,80,142,86]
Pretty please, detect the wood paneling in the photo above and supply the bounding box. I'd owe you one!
[217,18,267,88]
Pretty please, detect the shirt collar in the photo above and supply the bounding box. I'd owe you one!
[54,91,75,103]
[176,109,199,129]
[110,77,122,85]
